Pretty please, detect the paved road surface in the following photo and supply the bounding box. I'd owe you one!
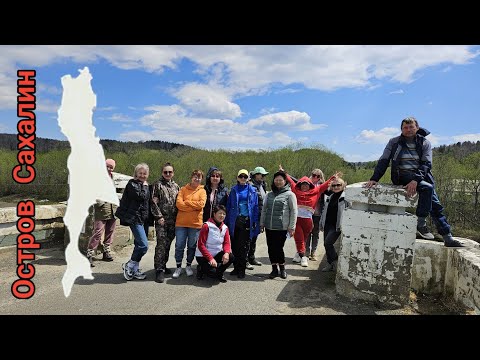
[0,232,455,315]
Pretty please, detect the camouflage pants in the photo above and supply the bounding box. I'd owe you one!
[154,223,176,270]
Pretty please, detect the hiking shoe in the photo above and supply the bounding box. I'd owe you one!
[122,262,133,281]
[102,244,113,261]
[185,265,194,277]
[292,252,301,263]
[300,256,309,267]
[172,267,182,279]
[133,269,147,280]
[155,270,165,283]
[444,236,465,248]
[416,225,435,240]
[246,262,254,270]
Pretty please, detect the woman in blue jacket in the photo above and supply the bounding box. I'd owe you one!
[226,169,259,279]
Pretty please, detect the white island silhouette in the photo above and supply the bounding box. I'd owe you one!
[57,67,119,297]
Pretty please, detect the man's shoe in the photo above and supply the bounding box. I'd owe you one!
[155,270,165,283]
[444,235,465,248]
[279,269,287,279]
[246,262,254,270]
[249,258,262,266]
[217,275,227,283]
[416,225,435,240]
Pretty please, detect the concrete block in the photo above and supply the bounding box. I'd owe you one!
[345,182,418,209]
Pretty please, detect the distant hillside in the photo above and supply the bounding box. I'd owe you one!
[349,140,480,169]
[434,141,480,160]
[0,133,193,153]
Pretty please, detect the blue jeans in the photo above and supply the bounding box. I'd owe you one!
[398,174,452,236]
[175,227,200,265]
[415,181,451,235]
[130,224,149,262]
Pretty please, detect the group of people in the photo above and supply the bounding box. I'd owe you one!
[85,116,463,285]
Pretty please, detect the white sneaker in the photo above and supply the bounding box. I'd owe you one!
[292,252,301,263]
[172,267,183,278]
[300,256,309,267]
[185,265,194,276]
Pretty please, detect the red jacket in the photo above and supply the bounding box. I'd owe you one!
[286,175,334,213]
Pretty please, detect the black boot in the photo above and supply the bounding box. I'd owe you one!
[279,264,287,279]
[155,270,165,283]
[269,264,279,279]
[196,265,204,280]
[249,257,262,266]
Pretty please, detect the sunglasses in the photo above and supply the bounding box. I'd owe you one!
[311,174,321,178]
[163,171,173,175]
[331,184,342,188]
[211,174,221,178]
[238,175,248,179]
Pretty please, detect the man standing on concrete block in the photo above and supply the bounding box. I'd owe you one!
[365,116,463,248]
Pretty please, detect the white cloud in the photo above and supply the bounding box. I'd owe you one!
[0,45,478,110]
[37,98,60,113]
[119,106,299,149]
[259,107,278,115]
[96,106,116,111]
[109,113,133,122]
[247,111,326,131]
[173,83,241,119]
[38,83,62,95]
[356,127,399,144]
[452,133,480,143]
[389,89,404,95]
[276,88,302,94]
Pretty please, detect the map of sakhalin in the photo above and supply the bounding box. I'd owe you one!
[57,67,119,297]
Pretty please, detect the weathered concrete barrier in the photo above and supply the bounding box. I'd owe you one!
[412,238,480,313]
[335,183,418,306]
[0,204,66,249]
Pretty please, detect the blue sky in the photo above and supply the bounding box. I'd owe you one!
[1,45,479,162]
